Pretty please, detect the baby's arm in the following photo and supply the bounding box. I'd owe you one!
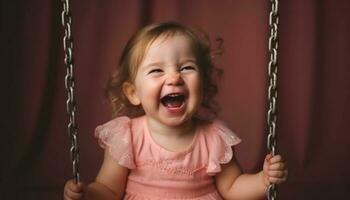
[83,148,129,200]
[216,154,287,200]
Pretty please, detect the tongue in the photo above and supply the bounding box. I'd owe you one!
[164,100,183,108]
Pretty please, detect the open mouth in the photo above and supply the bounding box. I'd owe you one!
[160,93,186,108]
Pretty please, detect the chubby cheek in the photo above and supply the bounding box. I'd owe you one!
[136,80,161,107]
[189,75,203,109]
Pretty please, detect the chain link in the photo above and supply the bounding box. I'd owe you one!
[267,0,279,199]
[61,0,80,183]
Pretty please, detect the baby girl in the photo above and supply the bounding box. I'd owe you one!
[64,22,287,200]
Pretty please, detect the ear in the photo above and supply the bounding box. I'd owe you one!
[122,81,141,106]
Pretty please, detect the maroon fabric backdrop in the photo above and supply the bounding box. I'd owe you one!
[1,0,349,199]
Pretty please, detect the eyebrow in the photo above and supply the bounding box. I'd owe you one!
[181,58,197,64]
[144,61,164,68]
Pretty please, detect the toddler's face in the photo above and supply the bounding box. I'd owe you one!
[124,34,202,127]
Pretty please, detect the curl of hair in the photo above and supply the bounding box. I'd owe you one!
[105,22,224,119]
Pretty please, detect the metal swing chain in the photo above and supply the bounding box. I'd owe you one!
[61,0,80,183]
[267,0,279,199]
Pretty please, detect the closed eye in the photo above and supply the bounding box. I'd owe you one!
[181,66,197,71]
[148,69,163,74]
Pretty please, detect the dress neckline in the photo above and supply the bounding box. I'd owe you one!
[142,116,199,155]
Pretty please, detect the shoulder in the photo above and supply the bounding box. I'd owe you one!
[95,116,130,134]
[196,118,242,175]
[94,115,146,169]
[198,118,241,146]
[95,115,145,137]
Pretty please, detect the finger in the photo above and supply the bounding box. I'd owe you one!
[77,182,86,191]
[269,162,286,170]
[64,192,74,200]
[65,189,83,200]
[269,170,288,179]
[265,154,273,161]
[263,154,273,171]
[64,189,72,200]
[268,170,283,178]
[66,180,77,189]
[269,155,283,163]
[269,176,287,184]
[68,181,84,193]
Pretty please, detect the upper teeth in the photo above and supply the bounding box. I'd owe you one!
[168,93,180,97]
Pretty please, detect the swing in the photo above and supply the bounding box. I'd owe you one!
[60,0,280,199]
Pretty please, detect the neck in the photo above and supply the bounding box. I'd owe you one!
[146,117,194,139]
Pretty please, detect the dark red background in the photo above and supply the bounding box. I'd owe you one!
[1,0,349,199]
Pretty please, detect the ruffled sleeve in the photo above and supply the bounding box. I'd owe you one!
[95,116,136,169]
[206,119,241,175]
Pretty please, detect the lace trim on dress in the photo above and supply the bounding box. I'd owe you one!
[206,119,241,175]
[95,116,136,169]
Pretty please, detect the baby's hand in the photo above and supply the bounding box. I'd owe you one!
[64,179,85,200]
[263,154,288,186]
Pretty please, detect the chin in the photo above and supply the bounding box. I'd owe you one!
[161,113,195,127]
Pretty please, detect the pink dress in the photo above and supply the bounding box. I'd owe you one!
[95,116,241,199]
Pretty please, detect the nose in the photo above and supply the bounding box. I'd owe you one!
[165,71,184,86]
